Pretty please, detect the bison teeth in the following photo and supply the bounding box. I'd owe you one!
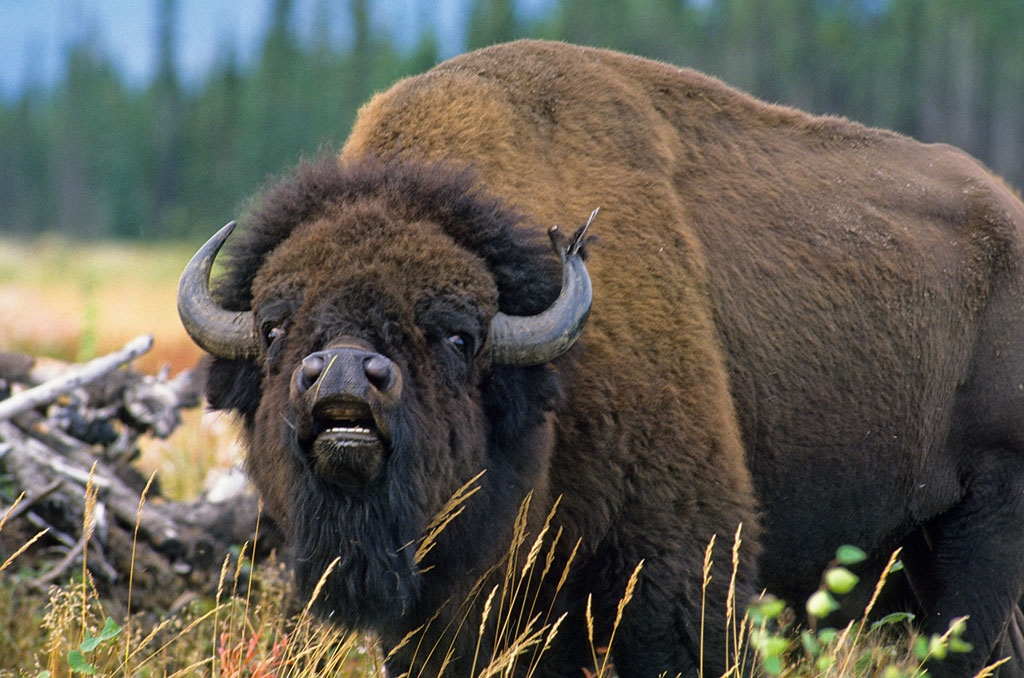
[322,425,378,442]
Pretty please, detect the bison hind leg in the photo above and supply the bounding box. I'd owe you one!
[990,605,1024,678]
[901,449,1024,678]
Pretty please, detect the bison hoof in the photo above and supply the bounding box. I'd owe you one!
[312,427,386,488]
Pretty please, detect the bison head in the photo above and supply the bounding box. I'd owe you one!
[177,158,592,636]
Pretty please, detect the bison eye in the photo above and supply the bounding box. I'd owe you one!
[445,333,474,359]
[261,323,285,348]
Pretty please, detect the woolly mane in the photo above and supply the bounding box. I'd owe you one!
[213,154,562,318]
[205,153,565,436]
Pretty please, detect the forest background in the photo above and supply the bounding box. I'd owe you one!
[1,0,1022,244]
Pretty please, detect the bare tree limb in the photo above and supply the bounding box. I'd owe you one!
[0,335,153,422]
[0,339,282,611]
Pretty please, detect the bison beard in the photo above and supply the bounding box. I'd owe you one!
[291,470,420,629]
[288,362,564,662]
[181,40,1024,678]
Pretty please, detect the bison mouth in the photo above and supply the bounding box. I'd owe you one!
[307,398,388,489]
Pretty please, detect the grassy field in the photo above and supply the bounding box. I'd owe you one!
[0,238,985,677]
[0,237,204,375]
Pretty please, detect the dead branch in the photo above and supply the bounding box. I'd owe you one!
[0,338,281,611]
[0,335,153,422]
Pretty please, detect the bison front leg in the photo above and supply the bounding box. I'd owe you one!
[609,537,757,678]
[904,453,1024,678]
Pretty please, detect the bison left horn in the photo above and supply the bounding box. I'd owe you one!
[489,208,596,366]
[177,221,259,360]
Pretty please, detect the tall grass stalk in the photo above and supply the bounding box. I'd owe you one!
[1,493,50,573]
[79,464,100,651]
[3,472,950,677]
[123,469,157,672]
[830,547,903,676]
[699,533,716,678]
[727,523,747,677]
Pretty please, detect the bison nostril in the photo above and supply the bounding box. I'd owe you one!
[299,354,325,392]
[364,355,396,393]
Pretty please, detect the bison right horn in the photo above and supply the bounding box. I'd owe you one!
[177,221,259,360]
[489,209,596,366]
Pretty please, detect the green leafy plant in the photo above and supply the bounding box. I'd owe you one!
[65,617,122,675]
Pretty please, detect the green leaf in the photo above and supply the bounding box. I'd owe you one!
[760,636,790,658]
[806,589,839,618]
[928,634,948,660]
[815,655,835,671]
[763,654,784,676]
[800,629,820,656]
[913,636,930,660]
[98,617,121,642]
[79,617,121,653]
[881,663,904,678]
[79,634,101,653]
[67,651,97,675]
[947,616,968,637]
[749,596,786,623]
[949,637,974,654]
[835,545,867,565]
[825,566,860,594]
[817,628,839,644]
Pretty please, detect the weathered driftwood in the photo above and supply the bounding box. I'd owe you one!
[0,335,153,422]
[0,336,280,610]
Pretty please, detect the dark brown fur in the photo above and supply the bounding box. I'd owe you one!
[205,41,1024,677]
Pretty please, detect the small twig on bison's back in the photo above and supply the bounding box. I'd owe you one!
[0,334,153,421]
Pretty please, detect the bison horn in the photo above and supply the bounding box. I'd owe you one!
[489,209,596,366]
[177,221,259,360]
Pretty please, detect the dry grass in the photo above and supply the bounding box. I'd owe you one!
[0,236,204,375]
[1,459,984,677]
[0,478,599,676]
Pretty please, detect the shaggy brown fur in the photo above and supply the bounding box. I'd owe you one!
[202,41,1024,677]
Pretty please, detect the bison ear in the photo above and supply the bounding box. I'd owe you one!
[205,356,262,424]
[488,209,597,366]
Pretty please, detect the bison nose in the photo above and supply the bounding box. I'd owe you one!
[363,354,397,393]
[299,354,326,393]
[293,346,400,400]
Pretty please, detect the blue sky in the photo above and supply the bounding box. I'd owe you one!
[0,0,541,99]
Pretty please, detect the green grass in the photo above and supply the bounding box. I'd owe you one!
[0,236,204,375]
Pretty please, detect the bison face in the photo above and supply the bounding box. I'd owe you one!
[178,194,593,632]
[250,213,498,490]
[246,216,502,626]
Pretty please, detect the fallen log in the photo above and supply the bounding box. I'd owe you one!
[0,335,153,422]
[0,336,282,611]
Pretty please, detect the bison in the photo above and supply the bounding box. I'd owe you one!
[178,41,1024,677]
